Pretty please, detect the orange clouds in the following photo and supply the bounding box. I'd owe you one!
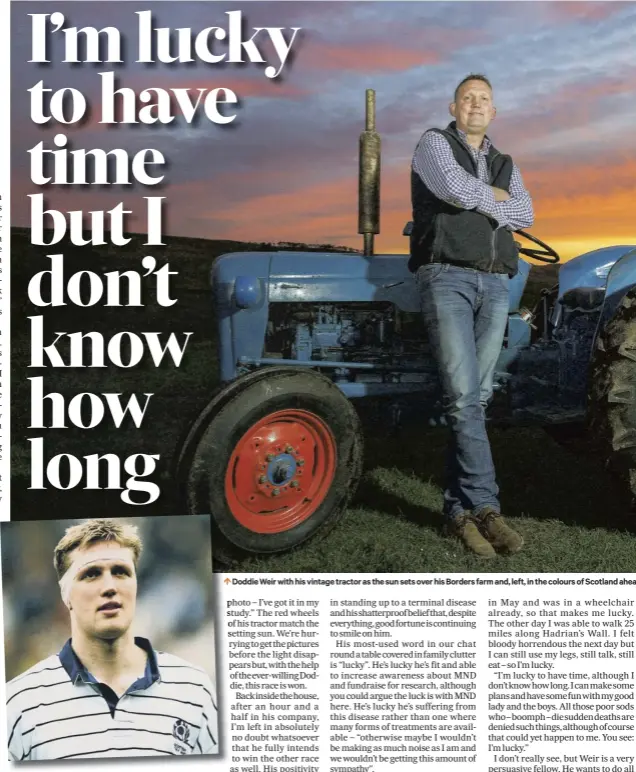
[125,76,307,100]
[532,187,636,261]
[180,153,635,261]
[17,140,633,264]
[485,157,636,260]
[166,166,410,254]
[524,155,636,198]
[199,174,358,241]
[543,1,624,22]
[299,23,491,75]
[302,43,439,73]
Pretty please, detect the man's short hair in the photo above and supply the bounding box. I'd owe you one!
[454,74,493,102]
[53,519,143,579]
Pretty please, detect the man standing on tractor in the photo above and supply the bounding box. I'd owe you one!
[410,73,534,558]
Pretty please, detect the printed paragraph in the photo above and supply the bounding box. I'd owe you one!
[228,598,321,772]
[329,597,478,770]
[489,752,636,772]
[488,597,635,771]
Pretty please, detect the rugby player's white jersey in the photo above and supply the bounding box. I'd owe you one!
[6,637,218,761]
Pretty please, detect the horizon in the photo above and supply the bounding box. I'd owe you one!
[9,224,566,269]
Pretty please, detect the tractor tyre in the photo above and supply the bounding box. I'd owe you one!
[180,368,363,565]
[588,290,636,500]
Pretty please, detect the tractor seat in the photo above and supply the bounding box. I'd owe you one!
[560,287,605,311]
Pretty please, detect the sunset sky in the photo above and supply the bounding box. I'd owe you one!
[11,1,636,261]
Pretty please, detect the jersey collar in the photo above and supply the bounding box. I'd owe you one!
[59,636,160,690]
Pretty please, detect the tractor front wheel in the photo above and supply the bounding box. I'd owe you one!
[589,290,636,501]
[181,368,363,565]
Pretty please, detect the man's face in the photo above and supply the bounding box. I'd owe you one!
[450,79,496,135]
[66,541,137,641]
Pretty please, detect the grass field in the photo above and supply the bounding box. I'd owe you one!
[238,421,633,574]
[11,229,634,574]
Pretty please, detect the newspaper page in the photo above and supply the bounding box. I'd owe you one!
[0,0,7,516]
[2,1,636,772]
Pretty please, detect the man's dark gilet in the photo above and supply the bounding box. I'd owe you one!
[409,125,519,276]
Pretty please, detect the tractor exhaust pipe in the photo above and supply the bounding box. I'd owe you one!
[358,89,381,257]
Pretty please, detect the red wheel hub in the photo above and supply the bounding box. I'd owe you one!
[224,409,337,534]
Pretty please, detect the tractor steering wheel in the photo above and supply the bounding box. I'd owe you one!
[515,230,560,264]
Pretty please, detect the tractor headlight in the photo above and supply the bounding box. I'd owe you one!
[234,276,262,308]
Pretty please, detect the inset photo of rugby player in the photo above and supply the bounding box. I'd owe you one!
[1,515,219,761]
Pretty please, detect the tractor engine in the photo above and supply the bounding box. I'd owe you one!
[265,302,429,366]
[511,287,604,416]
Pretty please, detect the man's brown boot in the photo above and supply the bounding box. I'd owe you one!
[447,513,496,559]
[474,508,524,554]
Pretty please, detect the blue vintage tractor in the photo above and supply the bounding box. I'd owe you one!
[177,91,636,563]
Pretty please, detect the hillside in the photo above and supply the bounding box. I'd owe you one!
[11,226,559,302]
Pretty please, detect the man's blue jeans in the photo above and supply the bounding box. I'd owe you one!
[416,263,509,520]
